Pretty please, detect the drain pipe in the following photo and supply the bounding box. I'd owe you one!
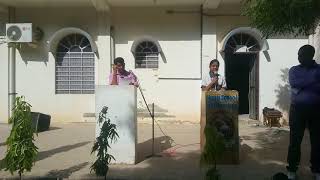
[200,5,203,78]
[8,43,16,118]
[110,25,115,73]
[8,7,16,119]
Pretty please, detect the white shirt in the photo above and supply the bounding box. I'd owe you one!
[201,72,226,91]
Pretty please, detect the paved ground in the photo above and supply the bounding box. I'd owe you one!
[0,116,314,180]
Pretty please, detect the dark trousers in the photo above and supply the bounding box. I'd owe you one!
[287,104,320,173]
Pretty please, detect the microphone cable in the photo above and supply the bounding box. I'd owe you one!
[136,80,200,152]
[136,81,176,145]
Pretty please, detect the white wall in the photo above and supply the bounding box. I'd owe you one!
[214,16,308,122]
[202,16,217,77]
[113,7,203,123]
[0,43,8,122]
[0,7,111,123]
[0,7,310,124]
[0,11,8,122]
[113,7,201,79]
[259,39,308,121]
[310,26,320,63]
[216,16,250,75]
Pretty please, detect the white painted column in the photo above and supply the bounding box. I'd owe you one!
[96,10,112,85]
[202,16,218,77]
[310,25,320,62]
[8,42,16,118]
[8,7,16,119]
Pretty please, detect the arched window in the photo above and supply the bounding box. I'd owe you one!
[134,41,159,68]
[225,33,260,53]
[55,34,95,94]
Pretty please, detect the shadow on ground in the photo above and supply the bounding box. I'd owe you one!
[36,141,91,162]
[84,150,203,180]
[85,127,313,180]
[37,126,62,133]
[0,123,315,180]
[0,141,91,172]
[136,136,173,163]
[231,127,313,180]
[46,162,89,178]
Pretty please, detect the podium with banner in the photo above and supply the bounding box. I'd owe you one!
[201,90,239,164]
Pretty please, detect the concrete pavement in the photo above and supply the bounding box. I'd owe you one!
[0,117,314,180]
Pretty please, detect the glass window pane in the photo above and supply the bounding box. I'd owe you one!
[56,34,94,94]
[70,90,82,94]
[83,46,92,52]
[70,46,82,52]
[134,41,159,69]
[56,90,69,94]
[56,81,68,85]
[82,90,94,94]
[83,76,94,81]
[56,85,69,89]
[80,38,90,48]
[57,76,69,81]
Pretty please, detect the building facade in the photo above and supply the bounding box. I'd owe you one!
[0,0,313,123]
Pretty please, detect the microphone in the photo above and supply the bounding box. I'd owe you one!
[213,71,220,90]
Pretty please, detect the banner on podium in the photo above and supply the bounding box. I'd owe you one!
[201,90,239,164]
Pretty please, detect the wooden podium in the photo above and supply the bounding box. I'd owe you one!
[95,85,137,164]
[201,90,239,164]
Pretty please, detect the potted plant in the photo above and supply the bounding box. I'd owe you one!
[200,125,225,180]
[4,96,38,180]
[91,106,119,180]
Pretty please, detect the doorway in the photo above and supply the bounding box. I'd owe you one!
[225,53,259,119]
[223,32,260,119]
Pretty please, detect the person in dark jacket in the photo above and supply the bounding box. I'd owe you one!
[287,45,320,180]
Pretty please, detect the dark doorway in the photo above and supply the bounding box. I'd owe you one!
[225,53,258,118]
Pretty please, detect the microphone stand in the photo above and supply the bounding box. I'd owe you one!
[137,83,162,158]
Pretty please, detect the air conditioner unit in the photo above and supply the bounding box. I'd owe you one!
[6,23,32,43]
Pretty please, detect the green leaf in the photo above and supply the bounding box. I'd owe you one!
[91,106,118,177]
[4,96,38,177]
[242,0,320,36]
[200,126,225,166]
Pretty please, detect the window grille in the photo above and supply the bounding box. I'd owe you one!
[134,41,159,68]
[55,34,95,94]
[225,33,260,53]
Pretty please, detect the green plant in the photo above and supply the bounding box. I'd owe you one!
[4,96,38,179]
[91,106,119,180]
[200,126,225,180]
[242,0,320,37]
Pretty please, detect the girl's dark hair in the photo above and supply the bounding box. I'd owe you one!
[114,57,125,65]
[209,59,220,66]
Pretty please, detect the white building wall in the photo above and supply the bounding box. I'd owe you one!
[0,7,111,123]
[113,7,203,122]
[310,25,320,63]
[259,39,308,121]
[216,16,250,75]
[96,11,112,85]
[202,16,217,77]
[0,11,8,122]
[215,16,308,122]
[0,44,8,122]
[0,6,310,123]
